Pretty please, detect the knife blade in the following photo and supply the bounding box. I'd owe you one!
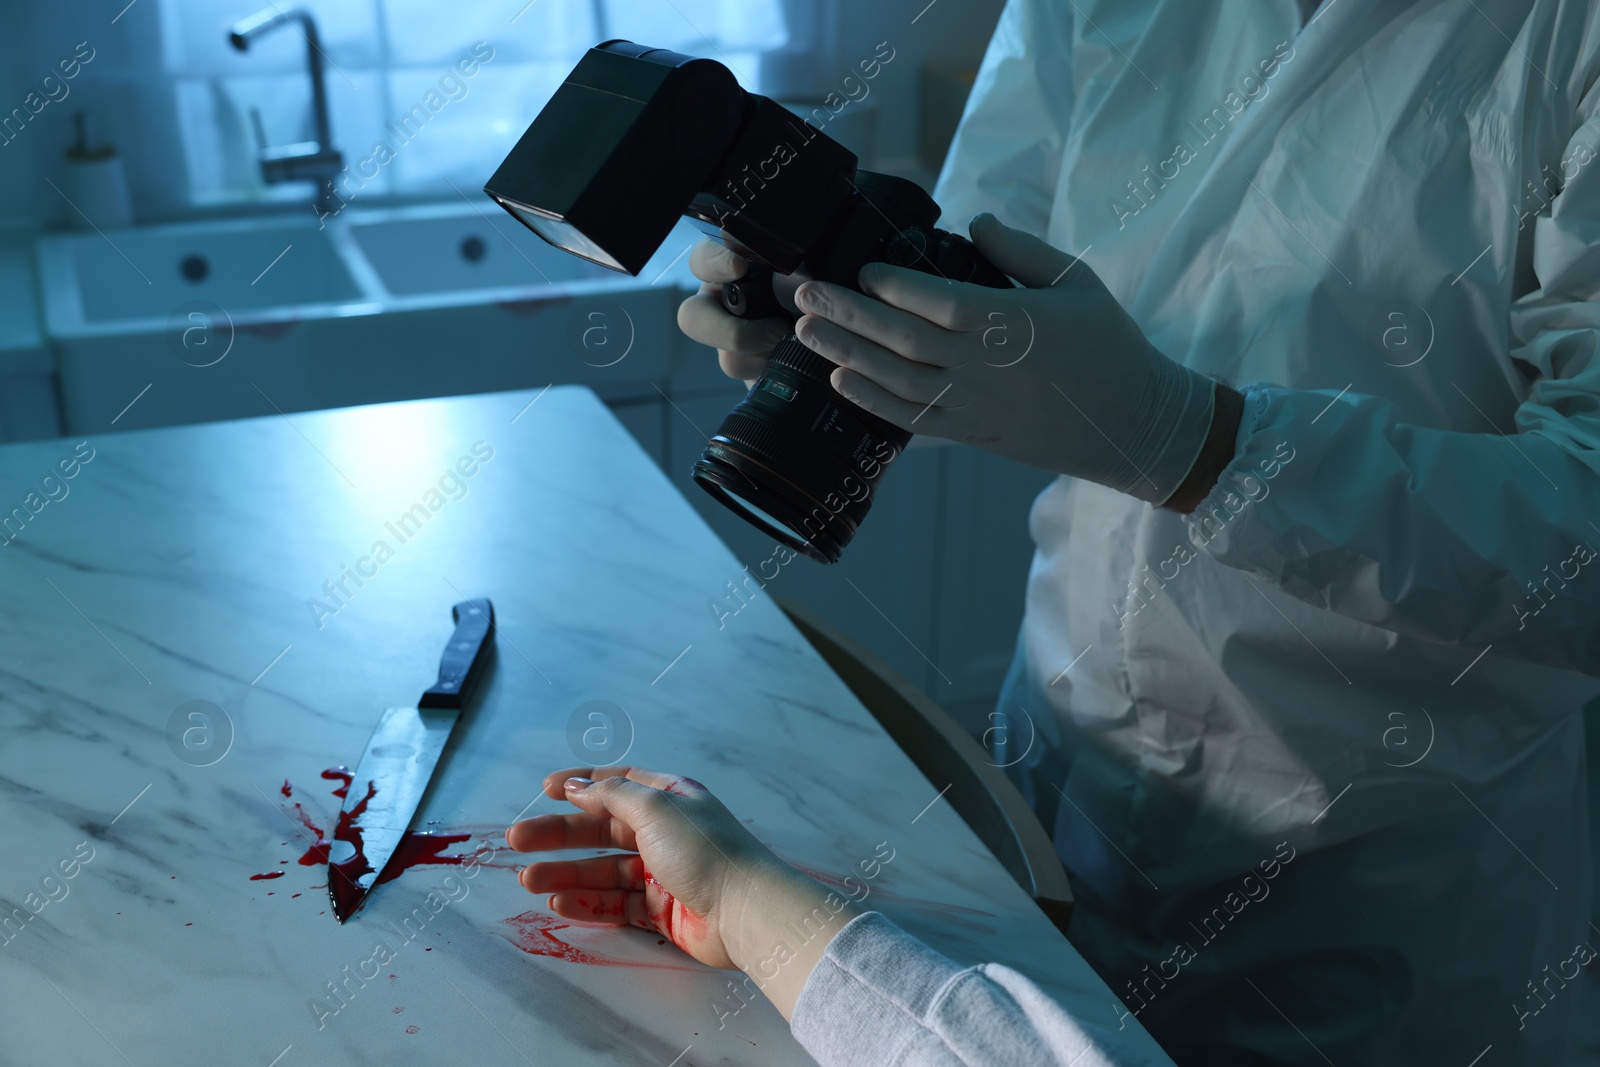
[328,598,495,922]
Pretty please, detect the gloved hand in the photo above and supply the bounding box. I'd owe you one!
[791,213,1219,505]
[676,239,793,385]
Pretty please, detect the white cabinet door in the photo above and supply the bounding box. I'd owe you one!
[933,447,1054,733]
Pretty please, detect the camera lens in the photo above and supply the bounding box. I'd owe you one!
[691,335,910,564]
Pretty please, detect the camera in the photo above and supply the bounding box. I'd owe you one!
[485,40,1011,562]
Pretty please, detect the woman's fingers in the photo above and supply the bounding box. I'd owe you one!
[540,765,707,797]
[519,853,646,893]
[545,888,651,927]
[505,811,639,854]
[519,767,692,855]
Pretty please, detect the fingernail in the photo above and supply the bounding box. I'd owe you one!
[564,776,593,792]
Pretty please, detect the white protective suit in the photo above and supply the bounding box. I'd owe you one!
[936,1,1600,1064]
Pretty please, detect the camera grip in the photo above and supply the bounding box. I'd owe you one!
[721,266,788,320]
[883,228,1014,290]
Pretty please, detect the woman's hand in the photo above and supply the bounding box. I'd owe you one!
[676,240,792,385]
[505,766,861,1017]
[789,213,1230,506]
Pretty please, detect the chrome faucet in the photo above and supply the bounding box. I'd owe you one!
[228,7,344,214]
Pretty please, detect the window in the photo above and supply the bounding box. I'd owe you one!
[123,0,794,210]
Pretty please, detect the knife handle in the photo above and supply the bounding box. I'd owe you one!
[419,599,495,709]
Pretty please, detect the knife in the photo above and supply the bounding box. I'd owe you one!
[328,598,495,922]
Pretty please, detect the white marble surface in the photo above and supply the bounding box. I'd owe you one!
[0,386,1174,1066]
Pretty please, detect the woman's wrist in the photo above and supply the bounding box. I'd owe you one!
[721,859,865,1021]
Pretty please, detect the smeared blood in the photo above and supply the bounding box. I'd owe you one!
[250,871,285,881]
[501,913,610,965]
[641,868,707,951]
[500,911,698,970]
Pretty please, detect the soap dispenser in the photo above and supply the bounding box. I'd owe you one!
[62,111,135,230]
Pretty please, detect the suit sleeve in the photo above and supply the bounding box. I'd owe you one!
[1185,88,1600,676]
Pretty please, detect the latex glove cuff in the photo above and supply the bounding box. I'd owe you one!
[1103,362,1219,505]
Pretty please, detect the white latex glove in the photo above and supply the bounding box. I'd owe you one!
[791,213,1218,504]
[676,239,792,385]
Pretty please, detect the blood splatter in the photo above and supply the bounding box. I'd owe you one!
[275,773,470,915]
[250,871,285,881]
[405,1025,419,1035]
[321,765,353,799]
[392,1007,404,1014]
[265,771,517,915]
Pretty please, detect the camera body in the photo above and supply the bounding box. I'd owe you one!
[486,40,1010,562]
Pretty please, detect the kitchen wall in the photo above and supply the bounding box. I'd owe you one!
[0,0,1004,235]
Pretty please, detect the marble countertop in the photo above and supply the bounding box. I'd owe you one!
[0,386,1173,1066]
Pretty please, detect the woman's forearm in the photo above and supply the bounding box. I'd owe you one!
[721,860,865,1020]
